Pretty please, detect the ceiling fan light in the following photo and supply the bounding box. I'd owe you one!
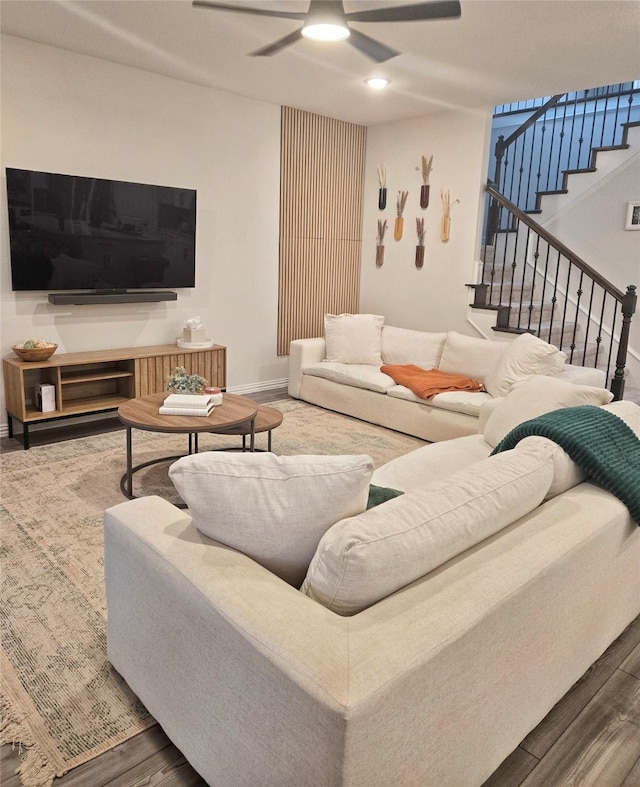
[366,77,390,90]
[302,22,350,42]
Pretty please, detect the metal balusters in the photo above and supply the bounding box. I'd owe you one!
[491,83,639,214]
[475,186,635,399]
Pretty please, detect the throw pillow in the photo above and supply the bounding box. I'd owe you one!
[438,332,508,383]
[168,452,374,587]
[483,374,614,448]
[483,332,567,397]
[324,313,384,365]
[302,447,554,616]
[367,484,404,509]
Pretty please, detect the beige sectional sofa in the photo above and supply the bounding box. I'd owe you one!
[104,383,640,787]
[288,315,607,442]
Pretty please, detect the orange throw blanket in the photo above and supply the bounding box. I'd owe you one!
[380,364,484,400]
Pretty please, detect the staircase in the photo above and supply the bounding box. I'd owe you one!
[471,83,639,400]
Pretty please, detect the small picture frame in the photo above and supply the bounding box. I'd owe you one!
[625,201,640,230]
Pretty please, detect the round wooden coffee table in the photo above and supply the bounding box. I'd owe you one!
[118,392,260,502]
[213,404,284,451]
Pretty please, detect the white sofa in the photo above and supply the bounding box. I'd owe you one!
[104,388,640,787]
[288,318,607,443]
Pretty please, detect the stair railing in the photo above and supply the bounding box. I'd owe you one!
[477,185,636,400]
[488,83,640,236]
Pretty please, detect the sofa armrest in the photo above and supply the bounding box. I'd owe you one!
[104,497,351,784]
[288,337,326,397]
[478,396,504,432]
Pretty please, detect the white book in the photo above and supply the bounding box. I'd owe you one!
[163,393,213,409]
[159,402,215,417]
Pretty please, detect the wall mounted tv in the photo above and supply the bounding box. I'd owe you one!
[5,168,196,296]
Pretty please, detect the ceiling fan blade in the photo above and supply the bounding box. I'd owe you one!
[347,27,399,63]
[346,0,461,23]
[249,28,304,57]
[192,1,306,21]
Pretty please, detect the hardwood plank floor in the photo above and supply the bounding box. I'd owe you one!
[2,389,639,786]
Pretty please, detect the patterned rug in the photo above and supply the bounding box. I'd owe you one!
[0,399,424,787]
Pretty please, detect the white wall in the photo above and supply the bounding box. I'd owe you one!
[359,108,493,335]
[1,35,285,431]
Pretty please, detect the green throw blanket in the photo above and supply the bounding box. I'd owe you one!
[491,405,640,524]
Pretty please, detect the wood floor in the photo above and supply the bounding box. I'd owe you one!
[2,389,639,786]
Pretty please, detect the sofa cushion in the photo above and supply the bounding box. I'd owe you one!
[302,362,395,393]
[371,433,492,492]
[438,332,507,383]
[168,452,374,587]
[381,326,447,368]
[483,332,567,397]
[483,375,614,448]
[302,447,554,615]
[387,385,493,416]
[324,313,384,365]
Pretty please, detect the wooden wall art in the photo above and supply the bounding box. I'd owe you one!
[440,190,460,243]
[394,190,409,240]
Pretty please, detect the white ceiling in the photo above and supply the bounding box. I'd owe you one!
[1,0,639,126]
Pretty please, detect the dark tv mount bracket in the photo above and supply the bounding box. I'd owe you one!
[48,291,178,305]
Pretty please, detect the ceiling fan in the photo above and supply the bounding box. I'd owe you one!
[192,0,462,62]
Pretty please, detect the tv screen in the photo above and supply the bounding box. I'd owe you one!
[5,168,196,291]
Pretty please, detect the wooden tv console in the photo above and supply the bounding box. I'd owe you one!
[3,343,226,449]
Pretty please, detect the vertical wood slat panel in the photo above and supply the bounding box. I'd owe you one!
[278,107,366,355]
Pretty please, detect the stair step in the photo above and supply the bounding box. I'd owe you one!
[534,321,584,347]
[487,283,536,302]
[590,145,629,154]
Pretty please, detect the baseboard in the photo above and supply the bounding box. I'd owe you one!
[0,379,291,440]
[226,378,289,396]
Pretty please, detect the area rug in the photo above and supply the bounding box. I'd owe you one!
[0,399,424,787]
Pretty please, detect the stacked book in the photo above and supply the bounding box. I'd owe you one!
[159,393,218,417]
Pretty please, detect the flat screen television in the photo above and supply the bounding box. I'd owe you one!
[5,168,196,292]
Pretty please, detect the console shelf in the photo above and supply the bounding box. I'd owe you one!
[3,343,227,449]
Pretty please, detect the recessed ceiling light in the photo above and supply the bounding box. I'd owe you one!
[365,78,390,90]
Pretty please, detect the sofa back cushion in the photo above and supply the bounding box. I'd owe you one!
[483,375,614,448]
[437,332,507,383]
[302,447,554,615]
[483,332,566,397]
[169,452,374,587]
[324,313,385,365]
[381,326,447,369]
[512,399,640,499]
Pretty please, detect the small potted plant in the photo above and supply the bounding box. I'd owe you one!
[166,366,207,394]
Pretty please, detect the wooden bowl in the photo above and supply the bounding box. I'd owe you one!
[12,344,58,362]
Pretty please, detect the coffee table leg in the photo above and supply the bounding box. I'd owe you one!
[267,429,272,452]
[249,417,255,452]
[125,426,133,498]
